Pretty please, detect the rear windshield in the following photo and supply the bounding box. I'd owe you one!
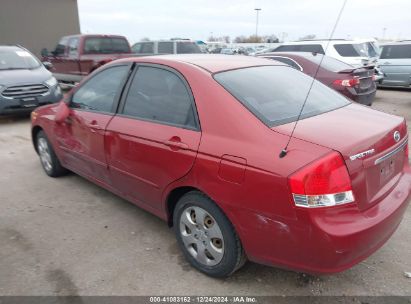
[334,43,367,57]
[380,44,411,59]
[305,54,353,72]
[0,47,40,70]
[83,37,130,54]
[176,42,202,54]
[214,66,350,127]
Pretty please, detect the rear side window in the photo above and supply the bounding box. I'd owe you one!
[274,44,324,54]
[83,37,130,54]
[334,44,367,57]
[380,45,411,59]
[122,66,198,129]
[71,65,129,113]
[158,42,174,54]
[268,57,302,70]
[305,54,353,72]
[68,38,79,56]
[176,42,202,54]
[214,66,349,127]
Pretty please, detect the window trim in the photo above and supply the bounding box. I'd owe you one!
[68,63,133,115]
[117,63,201,132]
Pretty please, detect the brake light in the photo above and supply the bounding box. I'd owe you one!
[288,152,354,208]
[333,77,360,87]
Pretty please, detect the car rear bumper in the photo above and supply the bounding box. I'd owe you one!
[344,89,376,106]
[236,165,411,274]
[0,88,62,116]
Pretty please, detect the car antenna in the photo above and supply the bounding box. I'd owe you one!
[279,0,348,158]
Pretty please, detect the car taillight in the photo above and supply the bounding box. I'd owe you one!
[333,77,360,87]
[288,152,355,208]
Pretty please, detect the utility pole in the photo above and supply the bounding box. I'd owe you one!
[254,8,261,38]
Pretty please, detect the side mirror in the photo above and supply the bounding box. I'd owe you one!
[54,101,70,123]
[41,48,49,57]
[43,61,53,70]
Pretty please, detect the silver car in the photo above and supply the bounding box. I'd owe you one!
[379,42,411,88]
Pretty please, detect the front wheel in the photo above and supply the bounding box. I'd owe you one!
[36,130,67,177]
[173,191,246,277]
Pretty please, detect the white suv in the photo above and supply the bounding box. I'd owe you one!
[273,39,377,67]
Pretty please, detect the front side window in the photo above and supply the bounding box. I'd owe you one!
[380,44,411,59]
[68,38,79,57]
[54,37,69,56]
[71,65,129,113]
[158,42,174,54]
[214,66,350,127]
[0,47,40,70]
[122,66,197,129]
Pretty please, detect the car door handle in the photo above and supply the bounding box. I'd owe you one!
[164,137,189,150]
[86,120,103,132]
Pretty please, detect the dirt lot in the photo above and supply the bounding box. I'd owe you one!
[0,89,410,296]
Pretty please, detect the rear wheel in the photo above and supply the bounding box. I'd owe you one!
[173,191,246,277]
[36,130,67,177]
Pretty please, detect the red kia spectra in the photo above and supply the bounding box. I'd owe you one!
[31,55,411,277]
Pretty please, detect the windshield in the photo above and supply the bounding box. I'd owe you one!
[0,47,41,70]
[214,66,350,127]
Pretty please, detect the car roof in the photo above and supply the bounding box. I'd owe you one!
[123,54,282,73]
[381,41,411,46]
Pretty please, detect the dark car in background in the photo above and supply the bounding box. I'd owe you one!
[0,45,62,116]
[259,52,377,105]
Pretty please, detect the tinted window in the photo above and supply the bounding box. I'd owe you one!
[83,37,130,54]
[54,37,68,56]
[140,42,154,54]
[158,42,174,54]
[380,45,411,59]
[274,44,324,54]
[0,47,40,70]
[214,66,349,127]
[71,65,129,113]
[68,38,79,56]
[334,44,367,57]
[176,42,202,54]
[123,66,197,129]
[268,57,302,70]
[305,54,353,72]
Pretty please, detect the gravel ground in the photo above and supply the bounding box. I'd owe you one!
[0,89,410,296]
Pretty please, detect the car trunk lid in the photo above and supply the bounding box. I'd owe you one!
[273,103,408,210]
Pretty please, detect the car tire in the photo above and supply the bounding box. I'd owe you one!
[173,191,246,277]
[36,130,67,177]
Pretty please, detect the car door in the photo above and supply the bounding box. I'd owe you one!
[54,64,131,184]
[380,44,411,87]
[105,64,201,210]
[49,37,69,78]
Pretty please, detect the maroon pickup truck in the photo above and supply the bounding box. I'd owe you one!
[41,34,133,85]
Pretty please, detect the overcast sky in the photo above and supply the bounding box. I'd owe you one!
[78,0,410,44]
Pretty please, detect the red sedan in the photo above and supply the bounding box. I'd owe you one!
[259,52,377,106]
[31,55,411,277]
